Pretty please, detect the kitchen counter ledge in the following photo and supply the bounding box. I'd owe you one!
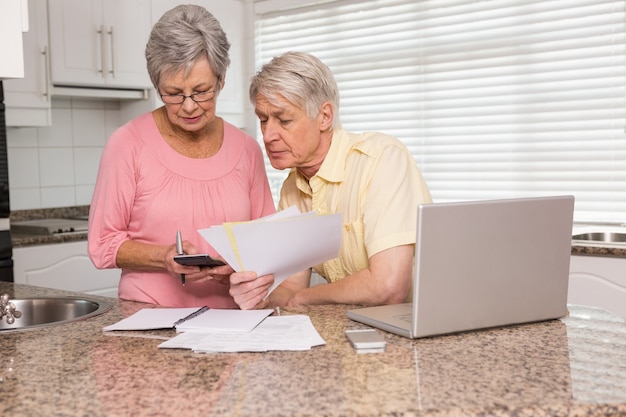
[572,223,626,258]
[11,230,88,247]
[10,205,90,247]
[571,242,626,257]
[9,207,626,258]
[11,228,625,257]
[1,282,625,417]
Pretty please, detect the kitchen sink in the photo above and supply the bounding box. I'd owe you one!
[0,296,112,331]
[572,232,626,244]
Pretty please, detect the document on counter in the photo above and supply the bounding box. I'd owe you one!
[198,206,342,295]
[102,307,273,333]
[158,315,326,352]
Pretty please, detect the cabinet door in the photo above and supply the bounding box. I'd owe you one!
[4,0,52,127]
[101,0,152,89]
[0,0,26,79]
[47,0,152,89]
[569,255,626,319]
[48,0,104,87]
[13,241,120,298]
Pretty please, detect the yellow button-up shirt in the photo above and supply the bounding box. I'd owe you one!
[278,129,432,283]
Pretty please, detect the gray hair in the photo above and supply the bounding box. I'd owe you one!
[249,52,341,128]
[146,4,230,92]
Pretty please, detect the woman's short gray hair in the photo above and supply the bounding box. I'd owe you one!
[146,4,230,92]
[249,52,340,128]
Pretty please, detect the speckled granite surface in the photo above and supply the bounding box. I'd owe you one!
[10,205,90,222]
[571,242,626,258]
[10,206,89,247]
[11,230,88,247]
[572,223,626,258]
[0,282,625,417]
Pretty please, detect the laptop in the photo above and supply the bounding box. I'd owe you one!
[347,195,575,339]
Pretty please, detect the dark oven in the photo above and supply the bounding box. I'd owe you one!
[0,81,13,282]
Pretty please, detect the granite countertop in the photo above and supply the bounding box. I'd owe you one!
[11,230,88,247]
[10,206,89,247]
[0,282,625,417]
[571,223,626,258]
[571,242,626,257]
[10,207,626,259]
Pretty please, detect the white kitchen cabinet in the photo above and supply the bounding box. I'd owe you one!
[568,255,626,319]
[13,240,120,298]
[47,0,152,90]
[3,0,52,127]
[0,0,27,80]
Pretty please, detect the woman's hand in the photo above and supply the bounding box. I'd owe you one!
[197,263,235,285]
[165,240,233,284]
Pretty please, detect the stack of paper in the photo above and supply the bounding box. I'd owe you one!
[158,315,325,352]
[198,207,342,294]
[103,308,326,353]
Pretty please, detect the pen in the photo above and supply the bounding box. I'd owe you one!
[176,229,185,286]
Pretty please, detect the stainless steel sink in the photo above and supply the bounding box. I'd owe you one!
[0,296,112,331]
[572,232,626,244]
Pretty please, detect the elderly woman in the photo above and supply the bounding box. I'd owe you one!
[88,5,275,307]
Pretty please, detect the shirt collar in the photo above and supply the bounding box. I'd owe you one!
[314,128,349,183]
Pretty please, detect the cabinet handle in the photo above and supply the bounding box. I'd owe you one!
[97,25,105,78]
[108,27,115,78]
[41,46,50,101]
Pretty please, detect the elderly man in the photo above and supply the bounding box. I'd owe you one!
[230,51,432,308]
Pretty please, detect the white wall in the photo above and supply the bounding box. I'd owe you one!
[6,98,122,210]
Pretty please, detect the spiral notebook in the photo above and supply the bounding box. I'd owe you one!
[103,307,273,333]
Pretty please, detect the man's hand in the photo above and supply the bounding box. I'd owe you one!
[229,271,274,309]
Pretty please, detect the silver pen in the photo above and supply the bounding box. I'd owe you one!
[176,229,185,286]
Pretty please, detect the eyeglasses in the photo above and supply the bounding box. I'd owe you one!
[159,89,216,105]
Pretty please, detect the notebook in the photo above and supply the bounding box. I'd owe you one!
[103,307,273,333]
[347,195,575,339]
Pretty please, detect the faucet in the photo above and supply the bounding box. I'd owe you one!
[0,294,22,325]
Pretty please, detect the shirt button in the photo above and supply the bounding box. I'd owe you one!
[344,224,351,232]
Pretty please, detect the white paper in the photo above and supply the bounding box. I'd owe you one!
[198,207,341,295]
[102,308,272,333]
[197,206,304,269]
[158,315,326,352]
[175,309,273,333]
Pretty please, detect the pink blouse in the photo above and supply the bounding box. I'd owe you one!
[88,112,275,307]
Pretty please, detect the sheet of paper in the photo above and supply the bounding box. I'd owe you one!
[198,207,341,295]
[102,308,199,331]
[103,308,273,333]
[197,206,303,270]
[175,309,273,333]
[158,315,326,352]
